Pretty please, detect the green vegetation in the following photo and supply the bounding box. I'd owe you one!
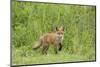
[12,1,96,65]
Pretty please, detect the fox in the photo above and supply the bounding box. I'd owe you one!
[32,26,64,54]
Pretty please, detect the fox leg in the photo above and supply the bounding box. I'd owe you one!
[42,44,49,55]
[54,45,58,54]
[54,47,57,54]
[44,45,49,54]
[58,43,62,51]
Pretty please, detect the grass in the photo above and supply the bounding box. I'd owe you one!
[12,1,96,66]
[12,47,94,65]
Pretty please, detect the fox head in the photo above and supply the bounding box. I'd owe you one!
[56,26,64,37]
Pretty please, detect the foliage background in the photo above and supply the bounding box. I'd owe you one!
[12,1,96,65]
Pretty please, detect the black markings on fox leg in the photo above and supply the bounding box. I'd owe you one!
[54,47,58,54]
[55,49,58,54]
[44,46,49,55]
[58,43,62,51]
[42,45,49,55]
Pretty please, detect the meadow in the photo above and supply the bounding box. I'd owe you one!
[12,1,96,66]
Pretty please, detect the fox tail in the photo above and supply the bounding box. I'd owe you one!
[32,39,42,50]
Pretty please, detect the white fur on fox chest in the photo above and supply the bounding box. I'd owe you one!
[56,34,64,43]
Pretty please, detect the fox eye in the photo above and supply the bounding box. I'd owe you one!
[57,32,61,35]
[57,32,63,35]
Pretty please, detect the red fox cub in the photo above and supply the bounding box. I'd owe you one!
[32,26,64,54]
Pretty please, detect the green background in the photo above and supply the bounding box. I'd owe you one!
[12,1,96,65]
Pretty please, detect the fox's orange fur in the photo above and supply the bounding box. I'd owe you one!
[32,26,64,54]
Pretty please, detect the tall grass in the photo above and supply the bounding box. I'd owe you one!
[12,1,96,65]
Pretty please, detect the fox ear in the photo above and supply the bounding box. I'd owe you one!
[62,26,64,31]
[56,27,58,31]
[60,26,64,31]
